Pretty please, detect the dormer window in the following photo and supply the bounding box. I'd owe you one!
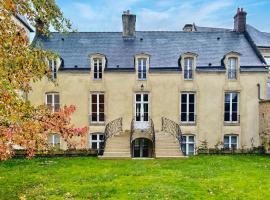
[93,58,103,80]
[138,58,147,80]
[49,60,57,80]
[184,57,193,80]
[135,54,150,80]
[228,57,237,80]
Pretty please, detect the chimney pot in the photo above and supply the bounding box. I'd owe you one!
[122,10,136,38]
[234,8,247,33]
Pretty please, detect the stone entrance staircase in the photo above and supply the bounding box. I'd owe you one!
[155,131,184,158]
[100,131,131,159]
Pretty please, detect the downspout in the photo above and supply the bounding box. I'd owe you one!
[257,83,262,100]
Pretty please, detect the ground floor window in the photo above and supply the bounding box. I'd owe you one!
[90,133,104,150]
[49,134,60,148]
[182,135,195,155]
[224,135,238,149]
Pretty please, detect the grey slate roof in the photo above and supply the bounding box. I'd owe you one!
[34,30,265,71]
[246,25,270,48]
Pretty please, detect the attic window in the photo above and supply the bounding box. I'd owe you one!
[49,60,57,80]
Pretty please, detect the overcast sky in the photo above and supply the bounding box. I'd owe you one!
[56,0,270,32]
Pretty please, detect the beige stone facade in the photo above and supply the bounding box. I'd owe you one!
[28,58,268,152]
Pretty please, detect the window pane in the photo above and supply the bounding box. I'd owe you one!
[99,94,104,103]
[232,112,238,121]
[182,144,186,155]
[181,113,187,121]
[232,102,238,112]
[231,136,237,144]
[143,94,148,102]
[92,103,97,112]
[182,136,187,142]
[92,95,97,103]
[181,103,187,112]
[181,94,187,103]
[189,94,194,103]
[188,136,194,142]
[136,94,141,102]
[99,134,104,140]
[92,134,97,140]
[54,94,60,104]
[225,93,230,102]
[224,113,230,121]
[189,113,195,122]
[188,144,194,154]
[54,135,60,144]
[92,142,97,149]
[99,113,105,122]
[231,93,238,102]
[224,136,229,144]
[225,102,230,112]
[189,103,194,112]
[92,114,97,122]
[47,94,52,104]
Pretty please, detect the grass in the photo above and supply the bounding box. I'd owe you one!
[0,155,270,200]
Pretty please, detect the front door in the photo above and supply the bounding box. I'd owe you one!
[135,93,149,122]
[133,138,150,158]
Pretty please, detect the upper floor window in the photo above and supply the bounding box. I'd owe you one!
[93,58,103,80]
[46,92,60,112]
[224,135,238,149]
[228,57,237,80]
[138,58,147,80]
[184,57,193,80]
[49,60,57,80]
[224,92,239,123]
[90,93,105,123]
[181,93,195,123]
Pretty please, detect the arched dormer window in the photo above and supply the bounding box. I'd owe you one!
[90,53,106,80]
[224,52,241,80]
[181,52,197,80]
[135,53,150,80]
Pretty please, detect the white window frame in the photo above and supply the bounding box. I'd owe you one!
[224,92,239,123]
[180,93,196,123]
[90,93,105,123]
[184,57,193,80]
[228,57,237,80]
[49,134,60,147]
[134,93,149,122]
[224,135,238,149]
[45,92,60,112]
[137,58,147,80]
[93,58,103,80]
[182,135,195,155]
[49,60,57,80]
[90,133,104,149]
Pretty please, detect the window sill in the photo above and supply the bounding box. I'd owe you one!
[223,122,240,126]
[180,122,197,126]
[89,122,106,126]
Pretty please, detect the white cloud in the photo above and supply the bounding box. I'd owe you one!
[60,0,269,32]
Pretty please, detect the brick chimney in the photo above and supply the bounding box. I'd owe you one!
[234,8,247,33]
[122,10,136,38]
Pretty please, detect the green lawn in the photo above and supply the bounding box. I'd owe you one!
[0,156,270,200]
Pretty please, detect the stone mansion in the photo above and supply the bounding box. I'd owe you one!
[28,8,270,158]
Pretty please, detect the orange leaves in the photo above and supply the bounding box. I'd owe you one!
[0,1,83,160]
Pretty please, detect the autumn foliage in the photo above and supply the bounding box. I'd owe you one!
[0,0,88,160]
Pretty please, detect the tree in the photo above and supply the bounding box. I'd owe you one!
[0,0,88,160]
